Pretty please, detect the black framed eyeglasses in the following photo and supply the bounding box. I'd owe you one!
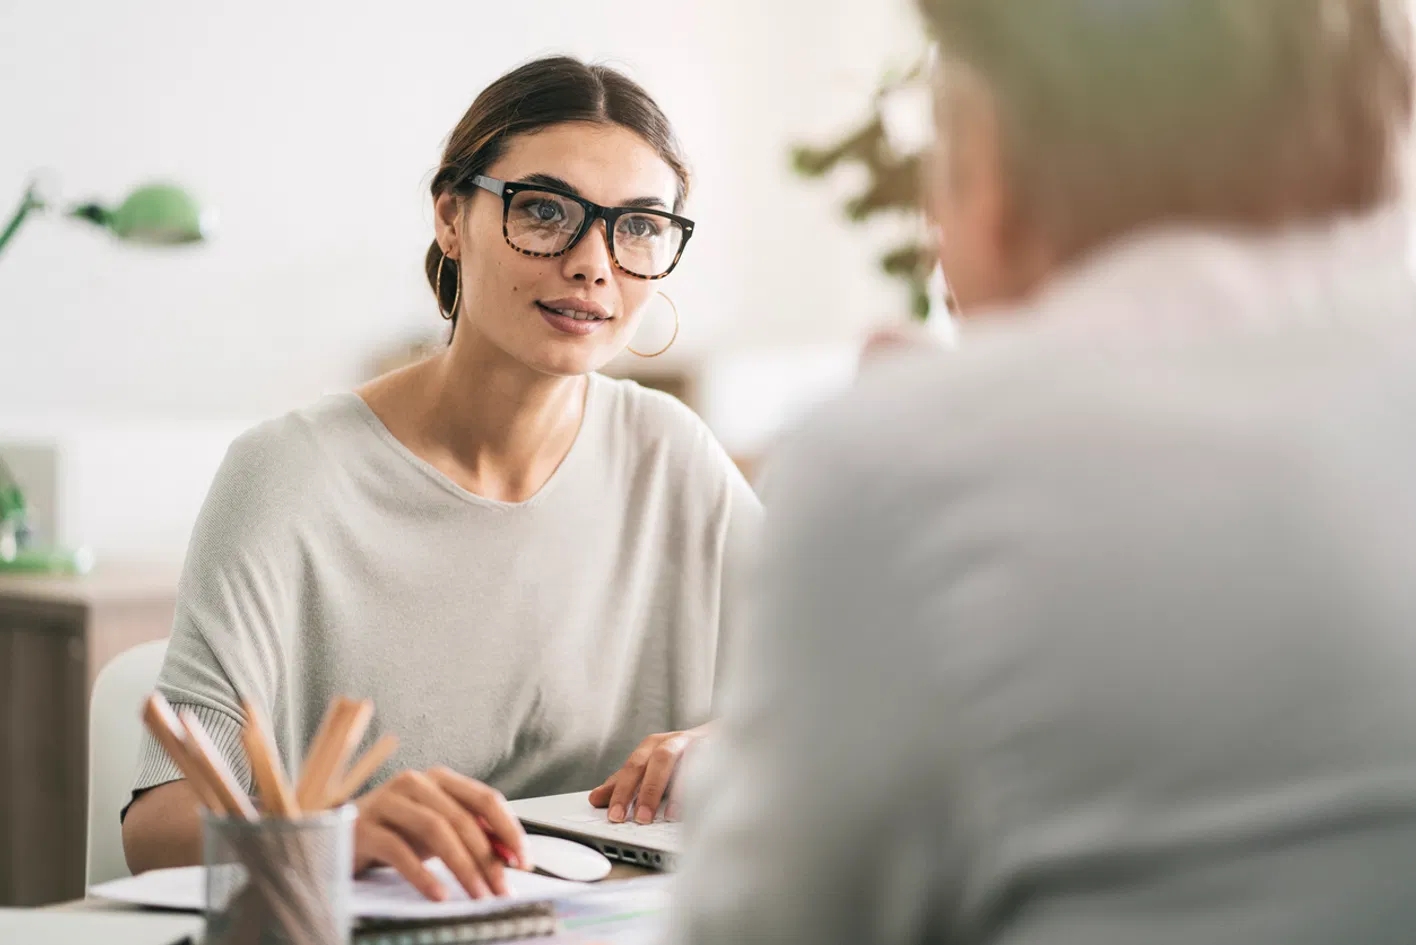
[465,175,695,280]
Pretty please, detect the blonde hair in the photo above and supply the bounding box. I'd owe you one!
[919,0,1414,256]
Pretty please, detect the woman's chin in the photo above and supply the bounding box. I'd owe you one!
[521,340,617,378]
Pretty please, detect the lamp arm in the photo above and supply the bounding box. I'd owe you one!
[0,185,47,259]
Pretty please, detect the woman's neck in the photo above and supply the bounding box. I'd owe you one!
[362,334,589,504]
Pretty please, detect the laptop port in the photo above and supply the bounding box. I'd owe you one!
[603,845,619,856]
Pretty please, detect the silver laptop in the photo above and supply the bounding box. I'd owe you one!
[509,791,682,871]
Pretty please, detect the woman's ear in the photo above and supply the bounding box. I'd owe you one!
[433,192,464,259]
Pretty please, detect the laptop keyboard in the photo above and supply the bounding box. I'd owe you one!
[552,812,682,849]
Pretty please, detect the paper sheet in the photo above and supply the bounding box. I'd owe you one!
[90,859,586,920]
[547,875,673,944]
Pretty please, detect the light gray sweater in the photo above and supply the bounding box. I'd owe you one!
[132,373,760,804]
[670,213,1416,945]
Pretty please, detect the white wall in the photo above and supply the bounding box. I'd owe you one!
[0,0,927,559]
[0,0,925,424]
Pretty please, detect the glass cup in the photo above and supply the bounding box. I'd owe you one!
[202,805,356,945]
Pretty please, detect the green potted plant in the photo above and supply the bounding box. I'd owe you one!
[790,57,942,322]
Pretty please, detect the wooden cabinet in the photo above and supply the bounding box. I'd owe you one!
[0,567,178,906]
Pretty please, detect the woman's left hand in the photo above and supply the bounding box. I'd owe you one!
[589,725,711,824]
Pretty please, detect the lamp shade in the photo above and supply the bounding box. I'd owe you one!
[106,183,208,244]
[67,182,209,245]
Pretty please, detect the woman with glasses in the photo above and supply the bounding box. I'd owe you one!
[122,55,759,902]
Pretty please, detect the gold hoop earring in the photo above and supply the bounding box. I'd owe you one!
[435,253,460,321]
[628,291,680,358]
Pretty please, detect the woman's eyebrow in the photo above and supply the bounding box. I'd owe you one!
[516,173,669,210]
[518,172,578,193]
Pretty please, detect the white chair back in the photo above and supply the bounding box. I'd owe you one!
[86,639,168,887]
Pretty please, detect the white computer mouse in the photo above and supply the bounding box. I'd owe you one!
[522,833,613,882]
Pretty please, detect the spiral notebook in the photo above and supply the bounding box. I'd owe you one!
[354,901,558,944]
[90,860,584,921]
[92,860,580,944]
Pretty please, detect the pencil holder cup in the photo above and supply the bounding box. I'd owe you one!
[202,805,357,945]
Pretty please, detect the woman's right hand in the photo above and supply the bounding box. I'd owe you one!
[353,767,530,901]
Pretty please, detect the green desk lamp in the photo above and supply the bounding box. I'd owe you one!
[0,177,211,574]
[0,179,209,256]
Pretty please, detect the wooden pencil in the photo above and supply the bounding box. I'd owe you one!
[140,695,228,815]
[324,733,398,807]
[178,710,259,821]
[316,698,374,809]
[241,701,301,817]
[294,697,355,810]
[295,696,374,811]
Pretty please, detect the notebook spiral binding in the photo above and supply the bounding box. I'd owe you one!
[354,901,558,945]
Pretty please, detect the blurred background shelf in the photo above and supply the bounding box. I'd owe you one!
[0,564,178,906]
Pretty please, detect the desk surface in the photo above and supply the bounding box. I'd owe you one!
[0,563,181,606]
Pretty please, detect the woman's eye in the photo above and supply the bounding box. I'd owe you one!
[527,200,563,223]
[621,216,662,239]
